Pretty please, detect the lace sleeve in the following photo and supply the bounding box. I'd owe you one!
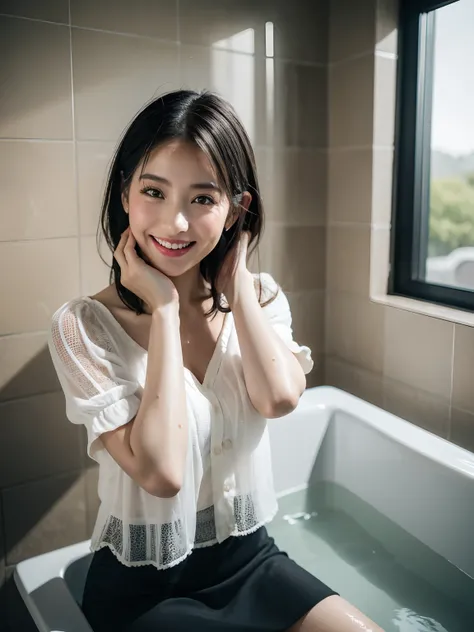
[256,273,314,375]
[48,299,141,461]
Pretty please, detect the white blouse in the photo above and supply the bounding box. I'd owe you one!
[48,273,313,569]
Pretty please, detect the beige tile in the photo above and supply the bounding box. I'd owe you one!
[384,307,454,399]
[286,290,325,359]
[329,0,376,63]
[370,226,391,297]
[263,0,329,64]
[376,0,399,54]
[85,465,100,536]
[0,392,83,488]
[0,238,80,335]
[324,356,384,407]
[326,225,371,296]
[383,378,449,439]
[248,219,273,274]
[0,141,76,241]
[72,28,179,141]
[273,61,328,148]
[71,0,178,40]
[306,358,324,389]
[450,408,474,454]
[372,148,394,226]
[77,141,116,236]
[0,333,60,402]
[326,293,385,374]
[179,45,265,146]
[261,148,327,225]
[452,324,474,414]
[80,235,113,298]
[373,54,397,147]
[268,225,325,292]
[3,470,87,565]
[329,53,374,148]
[0,17,72,139]
[328,148,373,223]
[0,0,68,22]
[178,0,261,52]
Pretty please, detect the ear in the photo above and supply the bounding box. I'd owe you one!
[121,190,129,214]
[225,191,252,231]
[120,171,129,213]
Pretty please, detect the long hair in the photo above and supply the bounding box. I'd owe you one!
[98,89,272,315]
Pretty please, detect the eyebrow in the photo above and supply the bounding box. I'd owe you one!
[140,173,221,191]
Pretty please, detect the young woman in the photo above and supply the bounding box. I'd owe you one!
[49,90,383,632]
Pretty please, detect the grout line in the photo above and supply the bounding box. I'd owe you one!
[0,389,63,407]
[0,138,73,143]
[68,0,83,296]
[328,145,395,152]
[0,235,77,244]
[447,324,456,440]
[328,49,374,68]
[375,50,397,61]
[0,330,49,340]
[176,0,180,43]
[0,467,85,495]
[0,12,68,27]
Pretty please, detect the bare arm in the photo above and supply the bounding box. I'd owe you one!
[230,272,306,419]
[101,228,187,498]
[101,305,187,498]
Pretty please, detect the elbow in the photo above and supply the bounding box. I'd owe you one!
[141,472,182,498]
[258,392,301,419]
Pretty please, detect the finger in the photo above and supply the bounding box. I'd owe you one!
[113,228,129,268]
[124,229,137,260]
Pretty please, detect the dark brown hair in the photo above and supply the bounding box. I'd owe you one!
[99,89,273,315]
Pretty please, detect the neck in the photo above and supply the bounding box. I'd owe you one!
[170,266,210,310]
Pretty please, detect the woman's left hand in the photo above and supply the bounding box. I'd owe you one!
[217,231,253,305]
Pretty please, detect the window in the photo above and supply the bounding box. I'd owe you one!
[392,0,474,311]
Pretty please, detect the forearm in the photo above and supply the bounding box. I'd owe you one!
[130,304,188,489]
[230,273,306,418]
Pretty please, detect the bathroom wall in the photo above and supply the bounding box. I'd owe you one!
[325,0,474,454]
[0,0,328,628]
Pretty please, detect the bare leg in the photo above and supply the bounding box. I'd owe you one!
[287,595,385,632]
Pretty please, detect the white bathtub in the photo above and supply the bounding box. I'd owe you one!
[14,386,474,631]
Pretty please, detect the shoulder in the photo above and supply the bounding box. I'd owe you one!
[252,272,281,302]
[49,291,116,355]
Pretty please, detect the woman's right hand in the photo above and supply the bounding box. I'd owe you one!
[114,227,179,311]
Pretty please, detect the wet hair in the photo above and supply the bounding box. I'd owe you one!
[98,89,274,316]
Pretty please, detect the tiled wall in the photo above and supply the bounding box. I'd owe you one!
[325,0,474,454]
[0,0,328,628]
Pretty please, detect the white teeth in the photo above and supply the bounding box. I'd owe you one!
[155,238,191,250]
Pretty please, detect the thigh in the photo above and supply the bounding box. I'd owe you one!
[82,547,171,632]
[288,595,385,632]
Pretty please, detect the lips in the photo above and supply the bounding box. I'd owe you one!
[151,236,196,258]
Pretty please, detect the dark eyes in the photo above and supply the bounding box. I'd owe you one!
[140,187,215,206]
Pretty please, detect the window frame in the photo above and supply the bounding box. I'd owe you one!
[390,0,474,311]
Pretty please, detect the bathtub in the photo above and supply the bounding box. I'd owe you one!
[14,386,474,631]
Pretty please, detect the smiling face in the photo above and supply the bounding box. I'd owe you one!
[122,139,235,278]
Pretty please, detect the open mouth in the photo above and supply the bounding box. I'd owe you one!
[151,236,196,257]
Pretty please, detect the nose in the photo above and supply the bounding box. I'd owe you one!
[160,205,189,235]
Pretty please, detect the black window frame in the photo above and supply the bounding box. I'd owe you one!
[391,0,474,311]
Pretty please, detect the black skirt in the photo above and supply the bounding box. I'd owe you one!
[82,526,337,632]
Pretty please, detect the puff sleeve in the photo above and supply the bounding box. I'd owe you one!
[256,272,314,374]
[48,299,141,462]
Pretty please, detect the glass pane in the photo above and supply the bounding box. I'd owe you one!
[425,0,474,292]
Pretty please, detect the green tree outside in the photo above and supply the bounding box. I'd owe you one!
[429,172,474,257]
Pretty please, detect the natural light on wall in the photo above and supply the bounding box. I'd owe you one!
[212,28,255,142]
[265,22,275,142]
